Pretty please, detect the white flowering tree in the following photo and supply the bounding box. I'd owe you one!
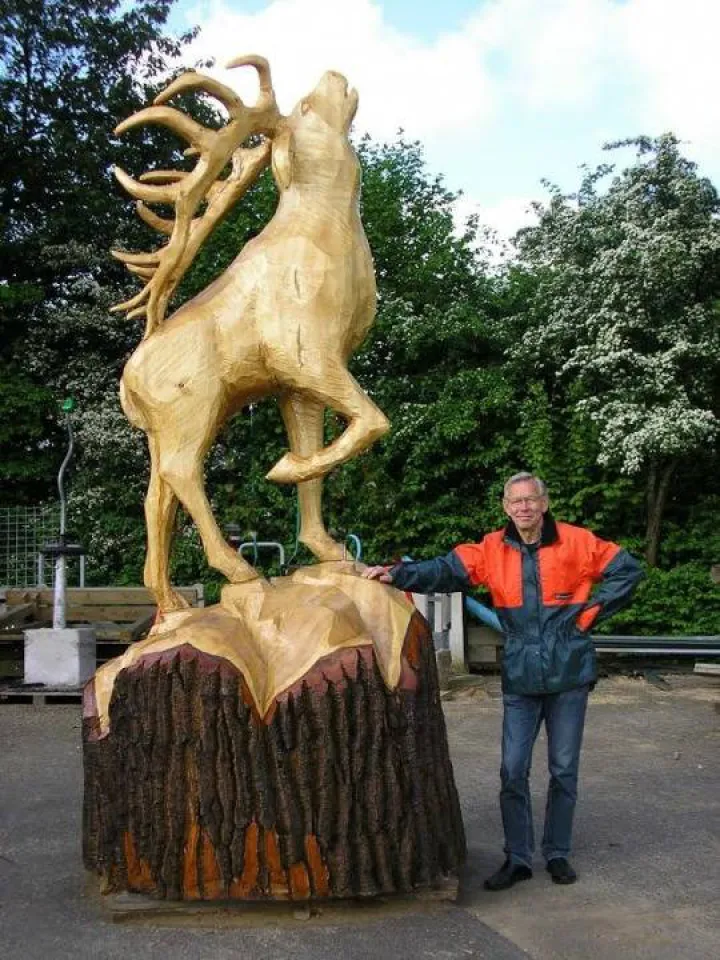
[515,135,720,565]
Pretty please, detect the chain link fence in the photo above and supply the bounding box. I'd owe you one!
[0,506,61,588]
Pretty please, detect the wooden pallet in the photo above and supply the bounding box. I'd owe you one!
[86,857,459,921]
[0,683,83,705]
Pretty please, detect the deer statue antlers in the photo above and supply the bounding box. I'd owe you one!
[111,56,281,338]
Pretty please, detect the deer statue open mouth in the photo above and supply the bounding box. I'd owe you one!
[111,56,388,612]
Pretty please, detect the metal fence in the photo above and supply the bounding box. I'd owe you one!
[0,506,61,588]
[412,592,466,664]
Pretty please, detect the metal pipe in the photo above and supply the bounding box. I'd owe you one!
[238,540,286,567]
[594,645,720,656]
[53,556,66,629]
[57,412,74,537]
[593,635,720,644]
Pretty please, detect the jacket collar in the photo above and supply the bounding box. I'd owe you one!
[503,511,559,548]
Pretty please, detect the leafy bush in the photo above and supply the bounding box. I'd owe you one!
[599,562,719,636]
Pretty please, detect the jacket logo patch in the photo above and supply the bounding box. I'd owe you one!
[554,592,573,600]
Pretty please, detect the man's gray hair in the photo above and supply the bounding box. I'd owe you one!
[503,472,548,499]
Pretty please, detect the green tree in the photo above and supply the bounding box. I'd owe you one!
[0,0,196,503]
[515,134,720,565]
[323,138,514,561]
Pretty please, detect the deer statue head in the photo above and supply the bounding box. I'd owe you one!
[269,70,360,196]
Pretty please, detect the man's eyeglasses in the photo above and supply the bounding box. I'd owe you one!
[505,496,543,508]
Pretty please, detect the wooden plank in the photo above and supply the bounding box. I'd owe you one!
[96,640,132,654]
[0,684,82,704]
[53,604,159,623]
[0,603,38,628]
[6,585,202,608]
[467,624,503,667]
[92,622,126,640]
[0,657,23,679]
[0,633,24,645]
[694,662,720,676]
[118,611,156,643]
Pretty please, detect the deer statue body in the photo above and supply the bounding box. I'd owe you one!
[114,62,388,611]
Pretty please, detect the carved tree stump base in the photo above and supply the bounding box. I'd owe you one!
[83,567,466,901]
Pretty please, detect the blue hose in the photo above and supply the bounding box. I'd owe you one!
[345,533,362,561]
[465,595,502,633]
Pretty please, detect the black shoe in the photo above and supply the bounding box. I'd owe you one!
[546,857,577,884]
[484,859,533,891]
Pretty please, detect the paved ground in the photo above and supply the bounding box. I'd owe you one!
[0,673,718,960]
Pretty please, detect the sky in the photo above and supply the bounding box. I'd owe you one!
[169,0,720,241]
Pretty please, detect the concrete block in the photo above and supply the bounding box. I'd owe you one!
[24,627,96,687]
[467,624,503,667]
[436,649,452,690]
[448,592,466,669]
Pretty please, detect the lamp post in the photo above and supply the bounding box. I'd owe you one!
[24,398,95,689]
[42,399,84,629]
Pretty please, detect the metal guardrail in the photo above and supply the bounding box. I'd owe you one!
[592,635,720,656]
[463,597,720,658]
[426,590,720,662]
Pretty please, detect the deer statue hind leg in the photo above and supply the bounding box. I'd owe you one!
[145,401,260,598]
[278,394,345,562]
[267,360,389,485]
[160,458,259,590]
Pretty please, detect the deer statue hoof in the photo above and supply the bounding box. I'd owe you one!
[301,534,346,562]
[155,589,191,615]
[266,452,314,484]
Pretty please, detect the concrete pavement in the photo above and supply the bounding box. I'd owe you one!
[0,673,718,959]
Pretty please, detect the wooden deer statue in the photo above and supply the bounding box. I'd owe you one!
[111,56,388,612]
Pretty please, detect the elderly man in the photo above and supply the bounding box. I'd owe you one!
[364,472,643,891]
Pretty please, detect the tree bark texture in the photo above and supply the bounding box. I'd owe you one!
[83,612,466,900]
[645,459,676,567]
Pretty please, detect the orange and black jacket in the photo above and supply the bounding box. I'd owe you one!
[389,514,643,695]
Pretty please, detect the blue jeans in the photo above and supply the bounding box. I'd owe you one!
[500,684,589,868]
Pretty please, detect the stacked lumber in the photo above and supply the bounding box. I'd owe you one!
[0,586,203,680]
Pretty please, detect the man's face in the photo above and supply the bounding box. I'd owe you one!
[503,479,548,534]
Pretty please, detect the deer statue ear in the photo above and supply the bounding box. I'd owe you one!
[271,127,294,191]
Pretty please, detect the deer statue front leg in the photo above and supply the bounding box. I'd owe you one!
[278,393,345,561]
[268,360,389,485]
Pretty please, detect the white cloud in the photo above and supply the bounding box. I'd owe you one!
[619,0,720,161]
[451,193,539,265]
[183,0,494,139]
[463,0,625,108]
[472,194,538,240]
